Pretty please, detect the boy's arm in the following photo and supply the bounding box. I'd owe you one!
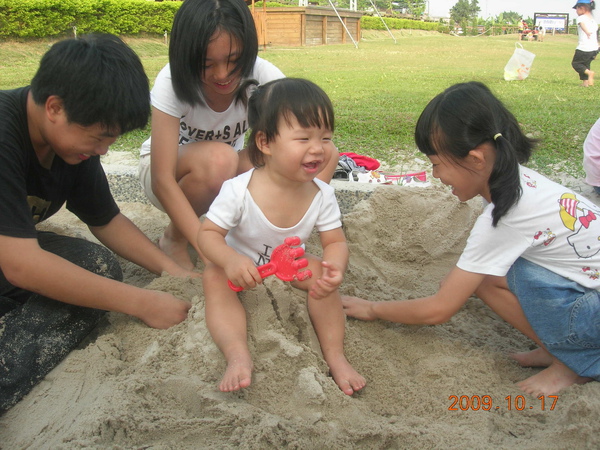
[0,234,191,329]
[89,212,197,278]
[342,266,485,325]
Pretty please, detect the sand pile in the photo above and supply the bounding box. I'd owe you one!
[1,186,599,449]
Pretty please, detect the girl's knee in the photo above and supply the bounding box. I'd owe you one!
[474,275,504,297]
[181,143,238,177]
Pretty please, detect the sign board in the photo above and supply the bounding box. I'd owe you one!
[534,13,569,33]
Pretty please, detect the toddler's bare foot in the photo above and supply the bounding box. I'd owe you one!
[589,71,595,86]
[328,355,366,395]
[511,347,553,368]
[158,234,194,271]
[517,359,592,396]
[219,353,253,392]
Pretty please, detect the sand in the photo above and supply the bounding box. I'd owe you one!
[1,183,600,449]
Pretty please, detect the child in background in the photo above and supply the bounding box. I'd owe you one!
[571,0,598,87]
[343,81,600,396]
[583,117,600,194]
[197,78,365,395]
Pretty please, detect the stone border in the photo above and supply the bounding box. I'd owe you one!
[103,162,381,215]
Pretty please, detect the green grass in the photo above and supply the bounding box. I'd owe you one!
[0,31,596,178]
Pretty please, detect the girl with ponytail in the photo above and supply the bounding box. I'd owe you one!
[343,81,600,397]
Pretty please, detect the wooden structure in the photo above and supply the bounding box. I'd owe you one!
[250,6,363,47]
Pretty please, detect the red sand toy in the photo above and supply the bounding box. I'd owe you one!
[228,236,312,292]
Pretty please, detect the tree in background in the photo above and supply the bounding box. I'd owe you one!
[496,11,522,25]
[390,0,427,17]
[449,0,480,24]
[449,0,480,35]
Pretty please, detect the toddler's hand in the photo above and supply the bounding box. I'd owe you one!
[309,260,343,299]
[225,256,262,291]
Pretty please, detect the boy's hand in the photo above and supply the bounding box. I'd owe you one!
[224,255,262,291]
[309,260,343,299]
[136,290,192,329]
[341,296,377,321]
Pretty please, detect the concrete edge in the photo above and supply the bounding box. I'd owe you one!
[103,163,383,215]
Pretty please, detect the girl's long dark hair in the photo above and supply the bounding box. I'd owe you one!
[415,81,537,226]
[169,0,258,106]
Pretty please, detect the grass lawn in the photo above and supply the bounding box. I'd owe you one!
[0,30,597,178]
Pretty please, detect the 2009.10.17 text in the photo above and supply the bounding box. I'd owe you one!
[448,395,559,411]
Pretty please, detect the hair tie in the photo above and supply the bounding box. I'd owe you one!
[493,133,502,141]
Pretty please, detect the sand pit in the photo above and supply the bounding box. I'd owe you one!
[1,183,600,449]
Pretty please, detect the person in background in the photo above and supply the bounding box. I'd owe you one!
[583,118,600,194]
[0,34,195,414]
[571,0,598,87]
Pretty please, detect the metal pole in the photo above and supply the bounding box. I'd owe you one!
[368,0,397,43]
[327,0,359,48]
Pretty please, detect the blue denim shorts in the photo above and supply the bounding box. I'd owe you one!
[507,257,600,380]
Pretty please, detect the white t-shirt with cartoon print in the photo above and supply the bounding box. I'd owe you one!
[206,169,342,266]
[458,165,600,289]
[140,57,285,156]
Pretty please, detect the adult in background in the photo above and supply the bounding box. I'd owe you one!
[571,0,598,87]
[0,34,195,414]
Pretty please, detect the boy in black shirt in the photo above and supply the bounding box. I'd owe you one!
[0,34,195,413]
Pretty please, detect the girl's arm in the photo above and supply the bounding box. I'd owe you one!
[320,227,349,272]
[579,20,593,38]
[150,107,203,254]
[342,266,486,325]
[197,219,261,289]
[309,227,348,299]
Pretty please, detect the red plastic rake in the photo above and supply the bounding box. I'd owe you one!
[228,236,312,292]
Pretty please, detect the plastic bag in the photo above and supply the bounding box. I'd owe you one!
[503,42,535,81]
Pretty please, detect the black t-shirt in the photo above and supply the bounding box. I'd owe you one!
[0,87,120,239]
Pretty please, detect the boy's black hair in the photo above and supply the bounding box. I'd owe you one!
[169,0,258,106]
[247,78,335,168]
[30,34,150,134]
[415,81,537,226]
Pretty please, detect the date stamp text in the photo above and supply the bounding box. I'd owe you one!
[448,395,559,411]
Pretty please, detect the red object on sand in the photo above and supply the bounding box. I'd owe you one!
[228,236,312,292]
[339,152,381,170]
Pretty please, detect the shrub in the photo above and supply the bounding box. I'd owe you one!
[0,0,181,38]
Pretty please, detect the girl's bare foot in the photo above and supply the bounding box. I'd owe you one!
[158,234,194,271]
[511,347,553,368]
[327,355,366,395]
[517,359,592,396]
[219,352,253,392]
